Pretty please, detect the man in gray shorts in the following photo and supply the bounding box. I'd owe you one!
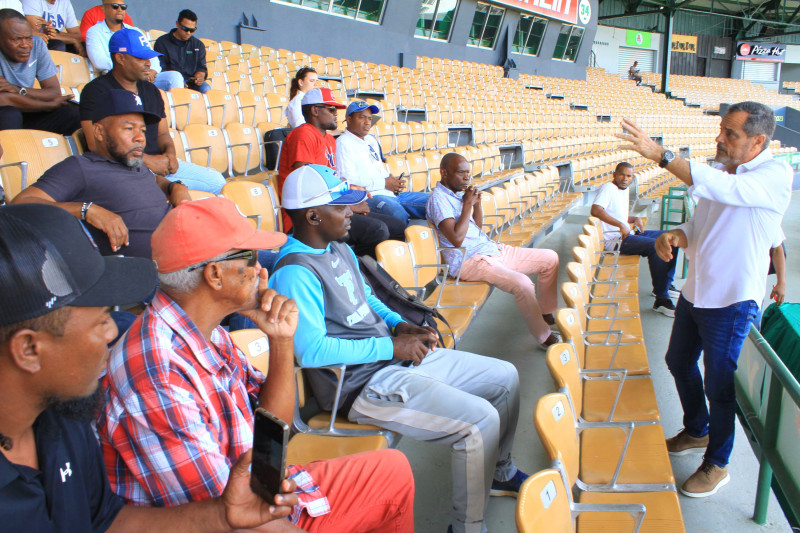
[269,163,526,533]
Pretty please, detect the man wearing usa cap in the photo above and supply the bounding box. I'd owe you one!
[336,100,429,226]
[97,196,415,532]
[277,87,404,257]
[0,202,304,531]
[12,88,187,259]
[85,0,183,91]
[79,27,225,194]
[271,164,526,533]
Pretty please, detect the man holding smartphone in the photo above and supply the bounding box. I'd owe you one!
[335,100,429,226]
[0,203,299,532]
[590,161,680,317]
[98,197,415,532]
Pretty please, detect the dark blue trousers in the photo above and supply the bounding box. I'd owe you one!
[618,230,678,298]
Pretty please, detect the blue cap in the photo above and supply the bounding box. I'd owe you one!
[281,164,367,209]
[109,28,162,60]
[91,89,161,124]
[345,100,380,117]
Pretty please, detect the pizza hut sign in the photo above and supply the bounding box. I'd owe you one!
[736,41,786,62]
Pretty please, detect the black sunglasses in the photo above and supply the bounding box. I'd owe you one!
[315,105,338,113]
[187,250,258,272]
[105,3,128,9]
[180,25,197,33]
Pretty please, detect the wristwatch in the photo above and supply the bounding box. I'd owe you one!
[18,87,27,96]
[167,180,184,195]
[659,149,675,168]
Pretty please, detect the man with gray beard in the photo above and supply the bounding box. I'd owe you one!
[12,89,189,259]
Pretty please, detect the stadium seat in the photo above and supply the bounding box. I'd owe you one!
[236,91,270,126]
[229,329,270,374]
[220,181,281,232]
[183,124,228,175]
[49,51,92,90]
[166,88,208,129]
[204,90,240,128]
[0,130,71,200]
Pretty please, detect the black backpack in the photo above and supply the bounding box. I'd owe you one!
[357,255,453,348]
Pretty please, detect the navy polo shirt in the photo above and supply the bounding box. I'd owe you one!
[0,408,124,532]
[32,152,171,259]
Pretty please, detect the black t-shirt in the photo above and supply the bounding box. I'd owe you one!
[79,73,166,156]
[33,153,170,258]
[0,407,124,532]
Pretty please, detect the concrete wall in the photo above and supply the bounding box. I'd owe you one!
[72,0,598,80]
[591,25,663,75]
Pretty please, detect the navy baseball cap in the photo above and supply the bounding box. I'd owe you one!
[109,28,162,60]
[0,204,157,326]
[281,165,367,209]
[91,89,161,124]
[345,100,380,117]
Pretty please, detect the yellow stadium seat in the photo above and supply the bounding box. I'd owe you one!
[0,130,71,200]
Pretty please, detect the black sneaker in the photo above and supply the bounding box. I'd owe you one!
[490,469,528,497]
[653,298,676,317]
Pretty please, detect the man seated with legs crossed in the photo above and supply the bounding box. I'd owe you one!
[590,162,679,317]
[269,164,526,533]
[97,197,414,532]
[427,152,560,349]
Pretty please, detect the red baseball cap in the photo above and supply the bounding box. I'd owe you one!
[301,87,346,108]
[151,197,287,273]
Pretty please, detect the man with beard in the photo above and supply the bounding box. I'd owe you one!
[590,161,679,316]
[617,101,792,498]
[98,197,415,531]
[0,202,301,532]
[12,88,189,259]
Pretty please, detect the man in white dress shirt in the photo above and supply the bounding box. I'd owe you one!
[335,100,429,225]
[618,101,792,498]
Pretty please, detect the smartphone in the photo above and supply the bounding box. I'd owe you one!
[250,408,289,503]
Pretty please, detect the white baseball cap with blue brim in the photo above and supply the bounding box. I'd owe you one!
[281,164,367,209]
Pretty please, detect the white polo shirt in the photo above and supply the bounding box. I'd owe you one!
[679,148,791,309]
[335,129,393,197]
[592,180,630,243]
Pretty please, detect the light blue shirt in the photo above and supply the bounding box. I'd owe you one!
[269,236,405,367]
[86,21,161,73]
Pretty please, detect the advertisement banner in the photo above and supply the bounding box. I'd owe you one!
[736,41,786,62]
[490,0,578,24]
[671,34,697,53]
[625,30,652,48]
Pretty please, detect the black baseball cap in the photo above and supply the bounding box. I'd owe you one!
[91,89,161,124]
[0,204,157,327]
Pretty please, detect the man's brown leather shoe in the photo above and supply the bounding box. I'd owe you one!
[680,460,730,498]
[666,428,709,456]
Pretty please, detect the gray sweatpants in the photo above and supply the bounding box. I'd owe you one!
[349,348,521,533]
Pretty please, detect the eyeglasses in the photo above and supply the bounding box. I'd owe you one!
[187,249,258,272]
[314,105,338,113]
[304,177,349,204]
[180,25,197,33]
[105,3,128,9]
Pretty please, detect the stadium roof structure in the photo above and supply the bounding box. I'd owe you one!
[599,0,800,42]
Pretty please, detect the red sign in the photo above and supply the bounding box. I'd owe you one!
[492,0,578,24]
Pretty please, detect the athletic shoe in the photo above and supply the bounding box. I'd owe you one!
[651,284,681,298]
[680,460,730,498]
[490,469,529,497]
[666,428,709,456]
[538,331,562,351]
[653,298,676,317]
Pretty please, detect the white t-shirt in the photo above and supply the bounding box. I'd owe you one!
[592,180,630,242]
[0,0,23,14]
[283,92,305,128]
[22,0,78,32]
[335,129,393,197]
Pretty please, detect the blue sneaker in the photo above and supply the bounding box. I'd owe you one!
[490,469,528,497]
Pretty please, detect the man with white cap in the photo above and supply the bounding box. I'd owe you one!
[336,100,429,225]
[98,197,415,531]
[271,164,526,533]
[0,202,301,531]
[276,87,404,257]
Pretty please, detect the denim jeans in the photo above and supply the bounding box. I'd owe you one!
[167,160,226,194]
[665,295,758,467]
[618,230,677,298]
[153,71,185,91]
[367,192,430,225]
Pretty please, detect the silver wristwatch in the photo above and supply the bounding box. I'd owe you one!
[659,149,675,168]
[18,87,27,96]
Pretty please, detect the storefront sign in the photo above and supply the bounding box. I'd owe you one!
[492,0,579,24]
[625,30,652,48]
[671,34,697,53]
[736,41,786,62]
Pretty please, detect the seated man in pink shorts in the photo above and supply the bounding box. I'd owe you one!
[427,153,559,349]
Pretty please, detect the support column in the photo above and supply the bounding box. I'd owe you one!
[660,9,674,94]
